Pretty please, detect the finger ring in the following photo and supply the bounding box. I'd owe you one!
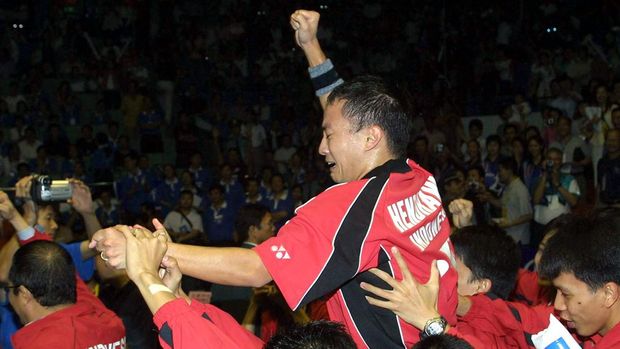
[100,251,109,261]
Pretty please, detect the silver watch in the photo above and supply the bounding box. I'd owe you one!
[420,316,448,339]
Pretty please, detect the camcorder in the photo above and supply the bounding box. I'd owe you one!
[30,175,72,203]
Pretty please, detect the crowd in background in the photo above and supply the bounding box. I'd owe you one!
[0,1,619,348]
[0,0,619,248]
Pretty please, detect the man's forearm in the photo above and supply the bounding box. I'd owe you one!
[301,39,326,67]
[81,211,102,239]
[166,243,272,287]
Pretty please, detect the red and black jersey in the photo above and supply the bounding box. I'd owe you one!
[255,159,458,348]
[154,298,264,349]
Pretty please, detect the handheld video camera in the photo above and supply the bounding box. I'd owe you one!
[30,175,72,203]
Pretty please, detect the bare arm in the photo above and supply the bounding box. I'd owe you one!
[290,10,330,109]
[90,219,273,288]
[166,242,272,287]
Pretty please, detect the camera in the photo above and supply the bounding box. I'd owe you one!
[545,159,555,173]
[435,143,445,153]
[30,175,72,202]
[546,117,555,126]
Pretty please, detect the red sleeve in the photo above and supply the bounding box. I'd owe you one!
[254,183,367,310]
[446,327,486,348]
[507,301,553,334]
[153,298,263,349]
[17,227,51,246]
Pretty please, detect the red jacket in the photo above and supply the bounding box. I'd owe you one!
[511,269,553,306]
[153,298,264,349]
[457,294,552,348]
[12,277,126,349]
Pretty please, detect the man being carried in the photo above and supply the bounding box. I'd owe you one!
[91,9,457,348]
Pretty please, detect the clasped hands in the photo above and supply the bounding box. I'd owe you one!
[89,219,179,291]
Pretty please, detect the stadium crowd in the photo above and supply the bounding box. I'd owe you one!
[0,0,619,348]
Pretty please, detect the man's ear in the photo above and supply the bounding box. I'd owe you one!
[17,285,34,303]
[603,282,620,308]
[476,278,493,295]
[363,125,383,151]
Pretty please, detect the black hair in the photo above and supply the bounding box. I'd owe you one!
[235,204,270,243]
[486,135,501,147]
[498,157,518,175]
[264,320,356,349]
[327,75,410,158]
[467,165,484,178]
[414,135,429,146]
[9,240,76,306]
[539,210,620,290]
[469,119,483,130]
[452,225,521,299]
[504,123,518,134]
[412,334,474,349]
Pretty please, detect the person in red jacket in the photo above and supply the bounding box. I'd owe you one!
[7,240,126,349]
[538,208,620,348]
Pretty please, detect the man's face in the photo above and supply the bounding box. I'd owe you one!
[498,165,512,184]
[253,212,275,244]
[487,141,500,157]
[467,141,479,158]
[414,139,428,156]
[179,193,193,210]
[469,126,481,139]
[319,101,368,183]
[557,118,571,137]
[504,127,516,142]
[553,272,612,337]
[546,151,562,170]
[455,256,482,296]
[37,205,58,237]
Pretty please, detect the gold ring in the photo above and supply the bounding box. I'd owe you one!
[100,251,109,261]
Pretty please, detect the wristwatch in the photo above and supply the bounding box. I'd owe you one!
[420,316,448,339]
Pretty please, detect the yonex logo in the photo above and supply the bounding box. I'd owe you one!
[271,245,291,259]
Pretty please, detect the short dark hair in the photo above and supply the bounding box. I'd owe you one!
[235,204,270,243]
[452,225,521,299]
[9,240,76,306]
[539,210,620,290]
[486,134,501,147]
[469,119,483,130]
[412,334,474,349]
[264,320,356,349]
[327,76,410,158]
[498,157,518,175]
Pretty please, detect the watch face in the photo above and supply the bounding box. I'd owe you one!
[426,321,445,336]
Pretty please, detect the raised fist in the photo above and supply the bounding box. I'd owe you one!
[290,10,320,48]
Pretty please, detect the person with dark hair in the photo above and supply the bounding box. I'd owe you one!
[264,321,356,349]
[539,209,620,347]
[116,153,151,222]
[412,334,473,349]
[151,164,182,217]
[244,177,268,205]
[410,135,434,171]
[361,225,549,348]
[483,134,504,196]
[203,184,237,243]
[549,115,591,198]
[266,173,294,230]
[523,135,545,195]
[163,190,204,244]
[533,147,579,228]
[597,129,620,206]
[92,9,458,348]
[6,240,125,348]
[211,204,274,321]
[481,157,532,244]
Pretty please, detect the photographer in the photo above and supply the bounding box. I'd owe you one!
[532,147,579,245]
[0,176,108,349]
